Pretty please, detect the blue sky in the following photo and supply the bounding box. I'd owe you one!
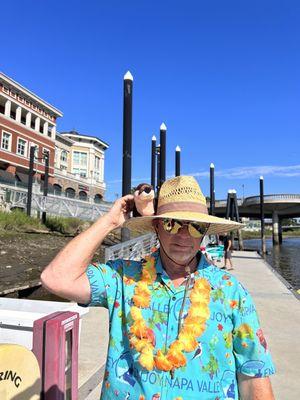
[1,1,299,201]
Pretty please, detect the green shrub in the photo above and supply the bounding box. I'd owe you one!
[0,210,44,231]
[44,216,84,234]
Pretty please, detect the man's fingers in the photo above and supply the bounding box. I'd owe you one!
[120,195,134,214]
[123,194,134,201]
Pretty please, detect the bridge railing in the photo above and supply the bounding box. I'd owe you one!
[212,199,243,207]
[2,186,112,221]
[105,233,159,262]
[243,194,300,206]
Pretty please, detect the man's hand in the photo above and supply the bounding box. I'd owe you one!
[41,194,134,303]
[106,194,134,228]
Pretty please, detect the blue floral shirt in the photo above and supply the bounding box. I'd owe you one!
[83,251,275,400]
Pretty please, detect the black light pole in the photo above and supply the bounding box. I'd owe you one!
[159,123,167,188]
[121,71,133,242]
[175,146,181,177]
[225,190,235,247]
[42,151,49,224]
[210,163,215,215]
[156,144,161,193]
[260,176,266,254]
[233,189,244,250]
[151,135,156,190]
[225,190,231,219]
[27,146,35,217]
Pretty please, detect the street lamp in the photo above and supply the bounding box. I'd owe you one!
[27,147,49,221]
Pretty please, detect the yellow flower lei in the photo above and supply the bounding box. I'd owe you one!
[129,254,211,374]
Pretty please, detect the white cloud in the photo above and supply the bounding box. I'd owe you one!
[191,165,300,179]
[107,164,300,186]
[106,176,151,185]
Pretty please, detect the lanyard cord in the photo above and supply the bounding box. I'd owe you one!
[177,265,191,334]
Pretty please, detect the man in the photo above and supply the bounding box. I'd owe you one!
[222,233,234,271]
[41,176,275,400]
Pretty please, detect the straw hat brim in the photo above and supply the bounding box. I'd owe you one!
[124,211,243,236]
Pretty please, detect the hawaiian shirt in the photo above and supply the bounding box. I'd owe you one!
[83,250,275,400]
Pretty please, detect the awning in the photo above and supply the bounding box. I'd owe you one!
[0,169,16,184]
[15,172,29,184]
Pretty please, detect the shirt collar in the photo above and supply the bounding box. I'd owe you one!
[153,249,207,274]
[151,249,211,292]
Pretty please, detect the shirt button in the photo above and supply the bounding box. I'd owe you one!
[172,296,176,301]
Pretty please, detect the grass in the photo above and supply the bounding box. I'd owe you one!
[0,209,44,232]
[0,210,91,235]
[44,216,89,235]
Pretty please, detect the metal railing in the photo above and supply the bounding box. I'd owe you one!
[213,199,243,207]
[2,186,112,221]
[105,233,159,262]
[243,194,300,206]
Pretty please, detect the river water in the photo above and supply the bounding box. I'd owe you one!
[242,237,300,290]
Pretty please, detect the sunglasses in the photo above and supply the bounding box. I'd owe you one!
[161,218,208,238]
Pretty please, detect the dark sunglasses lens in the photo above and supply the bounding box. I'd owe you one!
[188,223,206,238]
[162,219,206,237]
[162,219,181,234]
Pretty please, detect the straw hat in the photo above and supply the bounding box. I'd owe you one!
[124,175,243,235]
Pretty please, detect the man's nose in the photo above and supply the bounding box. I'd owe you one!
[177,224,190,236]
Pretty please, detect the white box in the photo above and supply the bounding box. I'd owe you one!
[0,298,89,350]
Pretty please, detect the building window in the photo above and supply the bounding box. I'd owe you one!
[94,194,102,203]
[17,138,28,156]
[53,184,62,196]
[66,187,76,198]
[61,150,68,163]
[94,156,100,170]
[60,165,67,171]
[1,131,12,151]
[73,151,88,177]
[94,156,101,182]
[73,167,87,178]
[94,171,100,181]
[73,151,87,167]
[79,191,88,201]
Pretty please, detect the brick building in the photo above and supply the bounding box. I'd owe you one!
[0,72,62,187]
[0,72,109,201]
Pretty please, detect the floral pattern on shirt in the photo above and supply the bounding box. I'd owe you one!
[83,250,275,400]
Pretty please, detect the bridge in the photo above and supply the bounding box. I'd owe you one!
[213,194,300,244]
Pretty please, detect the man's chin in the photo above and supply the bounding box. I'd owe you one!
[169,251,193,265]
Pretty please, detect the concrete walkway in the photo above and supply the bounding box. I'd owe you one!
[229,251,300,399]
[78,307,109,400]
[78,251,300,399]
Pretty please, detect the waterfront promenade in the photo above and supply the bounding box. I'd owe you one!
[77,251,300,400]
